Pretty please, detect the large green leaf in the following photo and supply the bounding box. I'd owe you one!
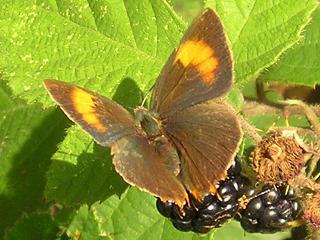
[259,7,320,86]
[0,0,185,105]
[0,81,16,110]
[214,221,290,240]
[4,212,59,240]
[1,0,317,104]
[66,187,215,240]
[206,0,317,85]
[0,85,68,236]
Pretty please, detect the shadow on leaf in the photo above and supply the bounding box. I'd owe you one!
[46,143,128,206]
[112,77,144,110]
[0,107,68,236]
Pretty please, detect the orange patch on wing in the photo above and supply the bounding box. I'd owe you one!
[71,88,107,132]
[209,184,217,194]
[190,189,202,202]
[174,197,187,208]
[174,40,218,84]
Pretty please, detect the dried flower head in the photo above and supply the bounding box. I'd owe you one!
[251,130,305,184]
[303,192,320,229]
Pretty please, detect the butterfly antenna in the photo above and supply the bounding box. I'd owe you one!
[140,83,155,108]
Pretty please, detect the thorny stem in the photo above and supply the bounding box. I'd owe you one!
[278,99,320,137]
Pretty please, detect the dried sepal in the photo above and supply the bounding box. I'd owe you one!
[251,130,305,184]
[303,192,320,229]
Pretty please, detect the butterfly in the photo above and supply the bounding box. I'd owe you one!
[44,8,242,208]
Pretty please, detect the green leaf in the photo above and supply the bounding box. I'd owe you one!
[214,221,291,240]
[0,0,185,105]
[66,188,215,240]
[259,7,320,86]
[226,87,244,112]
[4,212,59,240]
[0,80,15,110]
[2,0,316,103]
[249,114,309,132]
[0,98,68,236]
[171,0,204,23]
[206,0,318,85]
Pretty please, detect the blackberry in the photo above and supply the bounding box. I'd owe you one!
[244,197,263,219]
[156,199,174,218]
[227,156,242,177]
[156,157,251,233]
[260,187,280,206]
[172,218,193,232]
[218,180,239,205]
[237,184,302,233]
[191,193,238,233]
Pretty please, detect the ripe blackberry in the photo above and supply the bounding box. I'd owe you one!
[237,184,302,233]
[156,157,251,233]
[227,156,242,177]
[156,199,173,218]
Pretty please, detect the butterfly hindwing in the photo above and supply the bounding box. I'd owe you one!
[165,100,242,199]
[152,9,233,117]
[111,134,188,206]
[44,80,135,146]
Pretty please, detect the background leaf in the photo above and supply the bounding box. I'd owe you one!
[4,212,59,240]
[259,7,320,86]
[206,0,318,85]
[0,90,68,235]
[66,188,215,240]
[214,221,290,240]
[0,0,185,105]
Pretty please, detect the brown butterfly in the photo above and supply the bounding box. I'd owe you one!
[44,8,242,207]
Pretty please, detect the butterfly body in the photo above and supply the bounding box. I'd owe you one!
[44,8,242,207]
[134,107,162,139]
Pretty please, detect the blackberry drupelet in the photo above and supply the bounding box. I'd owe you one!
[237,184,302,233]
[156,158,251,233]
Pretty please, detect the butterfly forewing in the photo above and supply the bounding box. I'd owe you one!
[44,80,135,146]
[165,100,242,198]
[152,8,233,117]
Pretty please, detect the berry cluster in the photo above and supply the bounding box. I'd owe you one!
[237,184,302,233]
[156,160,251,233]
